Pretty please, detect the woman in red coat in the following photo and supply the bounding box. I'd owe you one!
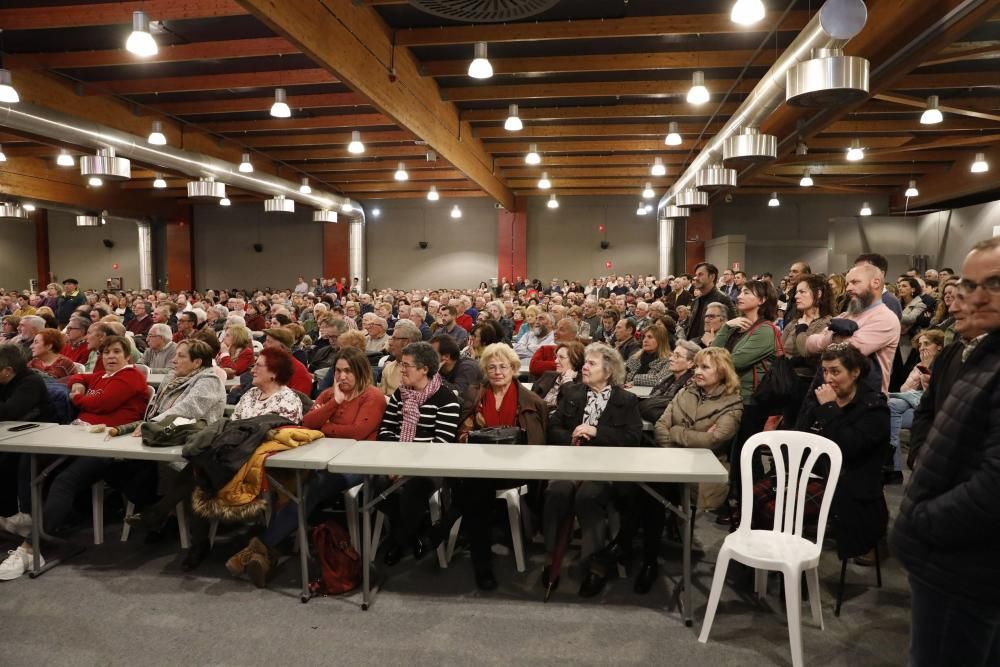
[217,325,254,378]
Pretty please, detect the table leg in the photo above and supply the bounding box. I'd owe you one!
[682,483,693,627]
[30,454,41,575]
[362,474,372,611]
[295,471,311,603]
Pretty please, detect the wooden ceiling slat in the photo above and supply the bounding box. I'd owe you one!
[824,118,998,133]
[339,181,480,193]
[363,191,488,200]
[765,163,952,175]
[501,167,674,178]
[482,136,914,154]
[494,154,691,167]
[268,145,432,160]
[200,114,395,132]
[507,178,668,189]
[0,0,244,30]
[240,130,415,148]
[442,79,756,102]
[922,43,1000,66]
[153,92,368,115]
[331,169,467,183]
[462,102,743,122]
[873,93,1000,123]
[86,68,337,95]
[475,122,724,139]
[291,159,452,172]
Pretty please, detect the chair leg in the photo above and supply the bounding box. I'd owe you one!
[121,499,136,542]
[208,519,219,548]
[755,568,767,599]
[429,489,449,568]
[91,482,105,546]
[501,488,526,573]
[835,558,848,617]
[371,511,385,559]
[782,568,805,667]
[805,567,824,631]
[176,502,190,550]
[874,545,882,588]
[344,485,361,551]
[698,549,731,644]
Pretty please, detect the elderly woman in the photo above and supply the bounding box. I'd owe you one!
[461,321,501,360]
[625,323,671,387]
[1,316,19,342]
[140,323,177,371]
[514,305,538,342]
[377,342,462,566]
[796,343,889,566]
[532,340,585,410]
[225,347,386,587]
[217,324,254,379]
[441,343,550,589]
[27,328,77,379]
[639,339,700,423]
[41,283,62,311]
[781,274,834,427]
[542,342,642,598]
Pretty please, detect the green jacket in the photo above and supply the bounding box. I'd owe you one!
[712,320,777,405]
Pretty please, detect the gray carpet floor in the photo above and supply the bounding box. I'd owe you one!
[1,484,911,667]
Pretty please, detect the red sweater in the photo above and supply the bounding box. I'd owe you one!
[66,367,149,427]
[456,313,474,332]
[529,345,558,376]
[217,346,254,376]
[288,357,313,396]
[302,386,386,440]
[126,315,153,336]
[62,340,90,365]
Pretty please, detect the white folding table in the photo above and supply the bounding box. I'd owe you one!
[0,422,57,442]
[327,442,728,623]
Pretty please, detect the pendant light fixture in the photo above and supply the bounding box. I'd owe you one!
[651,157,666,177]
[371,208,381,218]
[347,130,365,155]
[125,11,158,57]
[730,0,765,26]
[920,95,943,125]
[0,144,5,162]
[88,176,103,188]
[468,42,493,79]
[636,202,648,216]
[538,172,551,189]
[642,182,655,199]
[152,174,167,189]
[664,121,682,146]
[786,48,869,108]
[676,189,708,208]
[799,169,813,187]
[427,186,440,201]
[859,202,872,216]
[644,203,653,214]
[299,177,312,194]
[238,153,254,173]
[341,202,354,213]
[313,209,338,223]
[971,152,989,173]
[270,88,291,118]
[219,197,231,207]
[56,150,75,167]
[450,204,462,219]
[80,147,130,181]
[768,192,780,207]
[0,203,28,221]
[264,194,295,213]
[0,69,20,103]
[525,143,541,165]
[75,214,104,227]
[147,120,166,145]
[186,176,226,200]
[22,203,36,212]
[904,180,919,198]
[504,104,523,132]
[687,71,709,106]
[547,194,559,209]
[846,138,864,162]
[394,162,409,181]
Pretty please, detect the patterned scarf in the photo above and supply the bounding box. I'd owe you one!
[582,385,612,427]
[398,372,443,442]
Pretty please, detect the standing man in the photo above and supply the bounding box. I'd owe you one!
[56,279,85,327]
[855,253,903,319]
[890,237,1000,667]
[685,263,736,341]
[718,269,740,301]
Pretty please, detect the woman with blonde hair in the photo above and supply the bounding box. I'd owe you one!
[514,305,539,342]
[217,324,254,378]
[41,283,62,311]
[625,323,671,387]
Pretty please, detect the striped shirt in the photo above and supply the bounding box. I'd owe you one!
[378,384,462,443]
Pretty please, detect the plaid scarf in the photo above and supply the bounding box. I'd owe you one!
[398,373,443,442]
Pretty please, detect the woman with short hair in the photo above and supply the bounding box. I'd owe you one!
[27,328,76,379]
[625,323,671,387]
[231,347,303,422]
[514,305,539,342]
[532,340,585,410]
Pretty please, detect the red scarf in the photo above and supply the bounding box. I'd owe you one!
[480,384,519,428]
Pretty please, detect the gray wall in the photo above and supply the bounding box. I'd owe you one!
[192,202,323,291]
[362,197,497,289]
[525,195,658,281]
[0,217,38,291]
[48,210,141,290]
[915,200,1000,271]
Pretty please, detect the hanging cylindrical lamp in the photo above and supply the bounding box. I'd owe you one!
[786,48,869,108]
[264,194,295,213]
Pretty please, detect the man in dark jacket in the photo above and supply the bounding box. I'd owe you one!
[55,278,86,327]
[890,238,1000,667]
[431,334,482,414]
[685,263,736,340]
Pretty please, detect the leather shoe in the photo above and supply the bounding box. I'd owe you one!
[542,565,560,601]
[578,571,607,598]
[633,562,659,595]
[181,542,209,572]
[474,566,498,591]
[383,544,402,567]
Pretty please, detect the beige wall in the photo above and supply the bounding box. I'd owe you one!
[47,210,141,290]
[0,217,38,291]
[915,200,1000,271]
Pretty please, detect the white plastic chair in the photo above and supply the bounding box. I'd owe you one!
[91,480,190,549]
[430,484,532,572]
[344,483,385,559]
[699,431,842,667]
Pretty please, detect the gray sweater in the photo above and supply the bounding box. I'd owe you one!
[141,341,177,372]
[145,367,226,423]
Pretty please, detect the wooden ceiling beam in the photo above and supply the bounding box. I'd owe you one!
[778,149,972,165]
[494,154,694,167]
[507,178,667,189]
[360,191,487,200]
[85,68,337,96]
[330,169,467,183]
[268,145,434,161]
[291,159,453,172]
[462,102,742,122]
[442,79,756,102]
[395,11,811,46]
[888,71,1000,91]
[339,181,479,193]
[236,0,514,209]
[501,167,674,179]
[766,163,952,176]
[482,136,913,154]
[200,113,395,133]
[921,43,1000,66]
[904,144,1000,207]
[0,0,244,30]
[239,130,415,148]
[824,117,999,133]
[475,122,724,139]
[154,92,369,115]
[873,93,1000,123]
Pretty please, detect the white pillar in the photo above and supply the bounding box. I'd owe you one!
[657,216,676,278]
[348,217,366,290]
[136,220,154,290]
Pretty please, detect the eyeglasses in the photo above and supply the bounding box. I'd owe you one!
[398,362,420,371]
[704,314,721,319]
[957,275,1000,296]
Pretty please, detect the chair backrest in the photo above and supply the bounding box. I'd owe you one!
[737,430,842,546]
[135,364,150,378]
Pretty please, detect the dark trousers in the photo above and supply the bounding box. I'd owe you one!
[909,576,1000,667]
[781,374,813,429]
[377,476,437,549]
[1,453,25,516]
[262,471,362,548]
[614,482,681,564]
[450,477,519,567]
[729,402,771,500]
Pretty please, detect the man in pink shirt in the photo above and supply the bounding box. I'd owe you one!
[807,263,900,394]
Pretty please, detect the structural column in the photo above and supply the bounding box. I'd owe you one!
[497,205,527,284]
[657,216,675,279]
[165,204,194,291]
[322,219,350,282]
[348,216,366,291]
[685,208,713,274]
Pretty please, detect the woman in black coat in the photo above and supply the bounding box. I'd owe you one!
[796,343,890,562]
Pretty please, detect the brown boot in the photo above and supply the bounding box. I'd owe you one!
[245,537,274,588]
[225,543,255,577]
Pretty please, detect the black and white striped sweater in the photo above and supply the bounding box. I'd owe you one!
[377,384,462,443]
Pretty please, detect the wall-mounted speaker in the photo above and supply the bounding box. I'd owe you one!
[418,241,428,249]
[102,239,115,249]
[600,240,610,250]
[253,243,264,253]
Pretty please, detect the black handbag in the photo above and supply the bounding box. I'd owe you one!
[752,323,798,413]
[467,426,524,445]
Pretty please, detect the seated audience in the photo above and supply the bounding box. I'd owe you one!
[435,305,470,349]
[380,320,423,396]
[624,323,671,387]
[217,325,254,379]
[261,328,313,396]
[886,329,944,483]
[528,317,579,376]
[27,328,77,379]
[514,311,555,366]
[611,316,640,360]
[639,339,701,423]
[431,333,483,413]
[531,340,585,410]
[140,323,177,371]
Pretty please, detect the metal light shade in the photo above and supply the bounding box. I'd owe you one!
[675,189,708,208]
[0,202,29,221]
[694,165,737,191]
[265,194,295,213]
[660,205,690,219]
[786,48,869,108]
[186,177,226,199]
[722,126,777,163]
[79,147,130,180]
[313,209,338,223]
[75,215,104,227]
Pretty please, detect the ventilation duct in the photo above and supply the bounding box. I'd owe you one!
[79,146,130,181]
[723,126,777,163]
[410,0,559,22]
[76,214,105,227]
[695,165,738,191]
[786,48,870,108]
[264,194,295,213]
[660,205,690,219]
[313,209,338,223]
[0,202,29,221]
[675,189,709,209]
[186,176,226,200]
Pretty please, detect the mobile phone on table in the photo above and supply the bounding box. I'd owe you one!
[8,423,40,432]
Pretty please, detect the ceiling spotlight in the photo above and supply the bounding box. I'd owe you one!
[22,203,36,212]
[795,141,808,156]
[238,153,253,173]
[450,204,462,219]
[125,10,158,57]
[859,202,872,216]
[920,95,943,125]
[547,194,559,209]
[147,120,166,145]
[56,150,75,167]
[371,207,381,218]
[651,157,666,177]
[731,0,765,25]
[642,182,655,199]
[525,143,541,165]
[636,202,648,215]
[427,186,440,201]
[270,88,291,118]
[88,176,103,187]
[799,169,813,187]
[971,152,989,173]
[468,42,493,79]
[504,104,523,132]
[846,138,864,162]
[348,130,365,155]
[341,202,354,213]
[904,179,919,198]
[0,144,5,162]
[394,162,409,181]
[153,174,167,189]
[644,203,653,213]
[538,172,551,189]
[687,71,709,106]
[219,197,231,207]
[768,192,780,207]
[665,121,682,146]
[299,177,312,194]
[0,69,20,104]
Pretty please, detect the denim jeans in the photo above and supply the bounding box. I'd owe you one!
[889,394,919,472]
[909,576,1000,667]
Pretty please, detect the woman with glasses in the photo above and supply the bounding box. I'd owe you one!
[140,323,177,371]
